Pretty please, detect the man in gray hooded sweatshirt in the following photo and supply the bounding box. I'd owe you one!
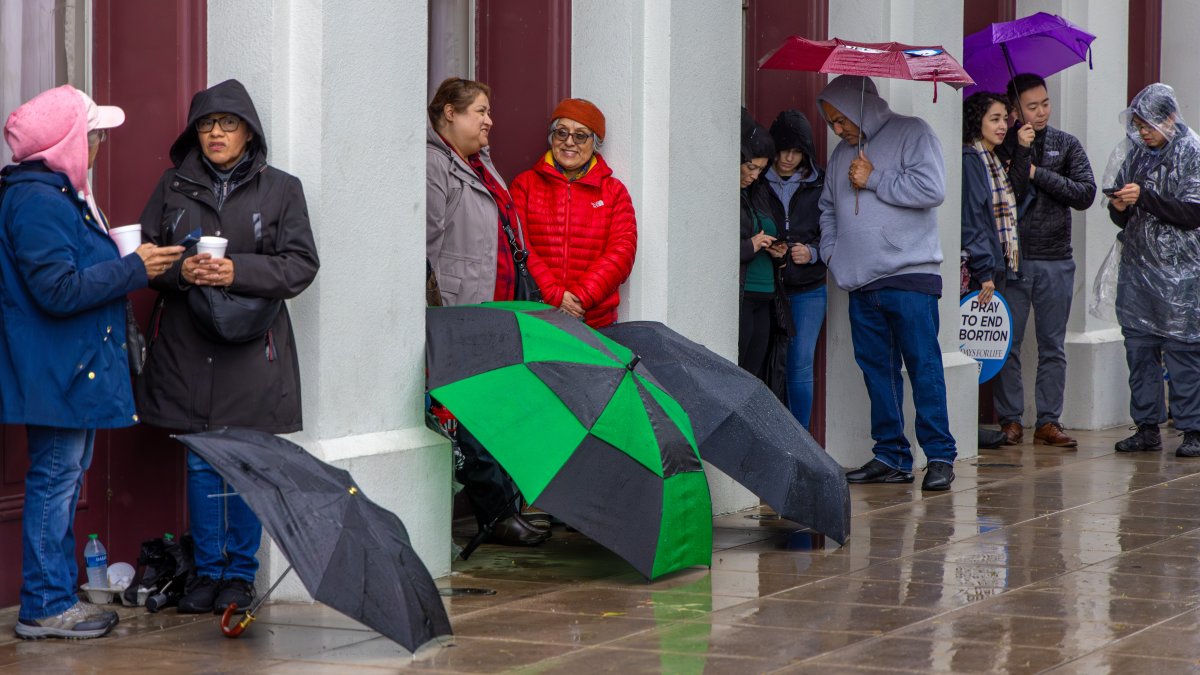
[817,75,957,491]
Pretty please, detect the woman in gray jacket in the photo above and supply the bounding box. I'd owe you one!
[426,77,550,547]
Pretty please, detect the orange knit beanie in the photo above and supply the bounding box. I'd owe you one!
[550,98,606,140]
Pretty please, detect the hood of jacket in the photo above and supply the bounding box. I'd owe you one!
[170,79,267,166]
[769,109,820,176]
[817,75,893,143]
[4,85,90,198]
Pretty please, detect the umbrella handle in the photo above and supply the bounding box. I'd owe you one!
[220,603,255,638]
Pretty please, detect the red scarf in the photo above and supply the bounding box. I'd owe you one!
[466,154,517,301]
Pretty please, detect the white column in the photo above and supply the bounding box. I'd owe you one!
[1013,0,1130,430]
[209,0,451,600]
[825,0,978,469]
[571,0,756,514]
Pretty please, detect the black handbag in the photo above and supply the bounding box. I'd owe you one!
[187,287,282,343]
[125,299,147,376]
[499,209,542,303]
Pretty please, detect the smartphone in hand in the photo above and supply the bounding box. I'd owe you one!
[1102,186,1121,198]
[175,227,203,249]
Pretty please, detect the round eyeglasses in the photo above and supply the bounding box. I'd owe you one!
[551,128,594,145]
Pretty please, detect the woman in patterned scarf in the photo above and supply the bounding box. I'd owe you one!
[961,91,1030,303]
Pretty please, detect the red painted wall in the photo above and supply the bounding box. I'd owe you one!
[1127,0,1162,103]
[0,0,206,608]
[743,0,828,444]
[475,0,571,183]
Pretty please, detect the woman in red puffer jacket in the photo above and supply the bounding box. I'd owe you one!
[511,98,637,328]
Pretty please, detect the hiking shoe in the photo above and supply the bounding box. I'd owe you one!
[214,578,255,613]
[1115,424,1162,453]
[177,575,219,614]
[14,602,117,640]
[1177,431,1200,458]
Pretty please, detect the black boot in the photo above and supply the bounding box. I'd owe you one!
[1177,431,1200,458]
[1115,424,1162,453]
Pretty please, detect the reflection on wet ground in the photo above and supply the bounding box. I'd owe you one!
[7,428,1200,672]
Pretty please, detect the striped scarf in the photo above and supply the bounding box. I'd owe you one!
[973,141,1019,273]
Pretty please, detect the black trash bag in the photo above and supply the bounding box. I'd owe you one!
[124,533,194,609]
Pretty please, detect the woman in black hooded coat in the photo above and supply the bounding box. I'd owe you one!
[135,79,319,614]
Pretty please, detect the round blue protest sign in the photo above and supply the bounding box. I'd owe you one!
[959,290,1013,383]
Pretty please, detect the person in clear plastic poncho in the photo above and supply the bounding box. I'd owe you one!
[1105,82,1200,457]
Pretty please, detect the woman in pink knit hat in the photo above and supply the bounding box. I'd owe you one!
[0,85,182,640]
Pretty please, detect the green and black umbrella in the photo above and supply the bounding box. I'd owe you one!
[426,302,712,579]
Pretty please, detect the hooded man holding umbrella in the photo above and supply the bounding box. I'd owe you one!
[816,75,957,491]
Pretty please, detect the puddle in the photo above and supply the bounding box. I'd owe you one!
[776,531,826,551]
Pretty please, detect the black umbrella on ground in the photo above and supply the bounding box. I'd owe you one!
[601,321,851,543]
[176,428,452,652]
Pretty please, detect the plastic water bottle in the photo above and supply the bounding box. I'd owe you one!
[84,534,108,588]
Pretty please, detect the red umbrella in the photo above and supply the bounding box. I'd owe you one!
[758,37,972,214]
[758,37,973,102]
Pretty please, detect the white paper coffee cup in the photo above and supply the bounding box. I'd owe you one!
[110,224,142,257]
[196,236,228,259]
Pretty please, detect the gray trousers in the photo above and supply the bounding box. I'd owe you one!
[994,258,1075,427]
[1122,328,1200,431]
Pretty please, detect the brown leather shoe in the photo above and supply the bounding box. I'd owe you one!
[1000,421,1023,445]
[485,513,551,547]
[1034,421,1078,448]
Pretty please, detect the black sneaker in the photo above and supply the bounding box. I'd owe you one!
[1177,431,1200,458]
[214,578,255,614]
[921,461,955,491]
[1115,424,1162,452]
[845,458,914,484]
[14,602,117,640]
[177,575,220,614]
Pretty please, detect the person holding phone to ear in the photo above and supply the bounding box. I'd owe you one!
[991,74,1096,449]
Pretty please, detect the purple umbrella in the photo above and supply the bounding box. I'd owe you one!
[962,12,1096,97]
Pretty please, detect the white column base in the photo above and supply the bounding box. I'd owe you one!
[1061,329,1130,431]
[255,426,452,602]
[704,463,758,516]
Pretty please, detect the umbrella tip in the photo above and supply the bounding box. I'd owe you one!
[626,355,642,371]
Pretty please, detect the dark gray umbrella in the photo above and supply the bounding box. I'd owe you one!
[177,428,452,651]
[601,321,851,543]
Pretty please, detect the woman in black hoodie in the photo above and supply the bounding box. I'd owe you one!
[756,110,826,431]
[136,79,320,614]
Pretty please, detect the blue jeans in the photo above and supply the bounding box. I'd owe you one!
[786,286,827,430]
[187,451,262,582]
[848,289,957,471]
[21,426,95,621]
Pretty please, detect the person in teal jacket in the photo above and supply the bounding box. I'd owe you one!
[0,85,181,639]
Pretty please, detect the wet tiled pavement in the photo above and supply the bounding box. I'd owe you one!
[6,427,1200,672]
